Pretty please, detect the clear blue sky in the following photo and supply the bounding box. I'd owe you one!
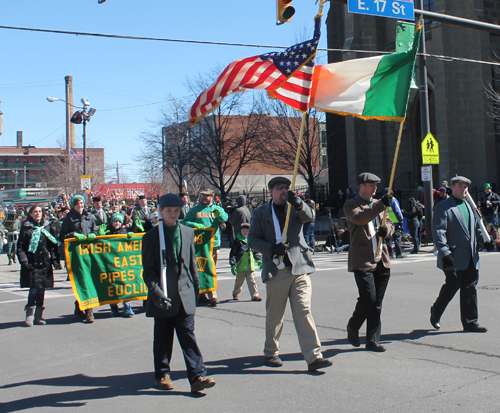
[0,0,329,183]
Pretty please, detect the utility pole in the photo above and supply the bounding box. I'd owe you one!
[116,162,131,184]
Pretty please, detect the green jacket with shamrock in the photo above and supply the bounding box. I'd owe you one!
[182,203,228,248]
[229,233,262,273]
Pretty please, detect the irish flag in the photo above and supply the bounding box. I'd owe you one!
[310,25,421,122]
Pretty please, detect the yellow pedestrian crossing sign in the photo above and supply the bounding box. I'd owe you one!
[422,133,439,164]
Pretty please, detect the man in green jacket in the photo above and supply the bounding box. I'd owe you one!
[182,189,228,306]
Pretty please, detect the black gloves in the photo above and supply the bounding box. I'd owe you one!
[484,241,495,251]
[21,262,31,271]
[376,225,388,238]
[272,243,289,256]
[442,254,454,269]
[150,284,172,310]
[381,194,393,207]
[287,191,303,210]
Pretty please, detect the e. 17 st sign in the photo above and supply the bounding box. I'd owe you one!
[348,0,414,21]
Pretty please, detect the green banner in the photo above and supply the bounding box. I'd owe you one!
[65,234,147,310]
[194,227,216,293]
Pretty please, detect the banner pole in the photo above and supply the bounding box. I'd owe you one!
[279,112,308,263]
[157,214,169,298]
[376,120,405,258]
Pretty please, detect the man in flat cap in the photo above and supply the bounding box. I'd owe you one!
[248,176,332,372]
[142,193,216,393]
[182,188,228,306]
[132,195,152,233]
[344,172,395,352]
[430,176,492,333]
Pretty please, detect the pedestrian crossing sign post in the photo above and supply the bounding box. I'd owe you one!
[421,133,439,164]
[81,175,91,191]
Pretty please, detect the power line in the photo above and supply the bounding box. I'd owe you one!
[1,24,500,67]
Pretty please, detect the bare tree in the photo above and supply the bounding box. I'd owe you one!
[136,97,199,194]
[186,74,270,205]
[261,98,326,193]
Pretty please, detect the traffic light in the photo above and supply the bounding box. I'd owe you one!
[276,0,295,25]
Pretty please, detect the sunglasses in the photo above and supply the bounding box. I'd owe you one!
[274,185,290,190]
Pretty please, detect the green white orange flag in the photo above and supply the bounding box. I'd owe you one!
[310,24,421,122]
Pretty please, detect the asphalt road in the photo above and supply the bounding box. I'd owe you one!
[1,245,499,412]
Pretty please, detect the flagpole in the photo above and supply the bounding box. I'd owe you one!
[279,112,307,262]
[376,120,405,258]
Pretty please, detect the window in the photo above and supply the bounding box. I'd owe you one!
[40,157,45,163]
[0,158,2,164]
[50,157,53,164]
[23,158,28,163]
[15,157,20,163]
[41,170,46,178]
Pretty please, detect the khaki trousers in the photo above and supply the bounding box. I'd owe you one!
[264,267,322,364]
[232,271,259,298]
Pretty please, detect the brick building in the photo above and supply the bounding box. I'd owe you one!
[325,0,500,195]
[0,131,105,190]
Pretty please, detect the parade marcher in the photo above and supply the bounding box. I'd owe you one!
[142,193,216,393]
[179,193,192,220]
[227,195,251,241]
[48,210,63,269]
[182,189,228,307]
[430,176,492,333]
[403,198,423,254]
[91,196,108,227]
[99,213,136,317]
[479,183,500,229]
[248,177,332,371]
[383,188,406,259]
[344,173,395,352]
[229,223,263,301]
[132,195,152,233]
[17,206,58,326]
[60,195,98,323]
[7,213,22,265]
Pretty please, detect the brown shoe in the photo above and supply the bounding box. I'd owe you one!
[190,376,216,393]
[83,309,94,323]
[156,374,174,390]
[251,295,263,301]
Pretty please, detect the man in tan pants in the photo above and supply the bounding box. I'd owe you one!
[248,176,332,372]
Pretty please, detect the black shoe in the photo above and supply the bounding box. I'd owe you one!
[430,307,441,330]
[308,357,333,372]
[396,255,407,259]
[366,342,386,352]
[347,324,360,347]
[463,324,488,333]
[410,250,419,254]
[264,355,283,367]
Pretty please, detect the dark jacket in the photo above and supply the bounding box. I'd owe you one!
[106,223,127,235]
[480,191,500,216]
[229,234,262,272]
[142,223,199,318]
[228,195,251,237]
[59,209,98,241]
[17,219,57,289]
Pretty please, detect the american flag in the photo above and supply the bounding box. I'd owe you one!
[189,15,321,124]
[70,148,84,161]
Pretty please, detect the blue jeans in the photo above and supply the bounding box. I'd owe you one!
[484,214,498,229]
[303,223,315,249]
[408,220,420,252]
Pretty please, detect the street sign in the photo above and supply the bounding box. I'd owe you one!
[81,175,91,191]
[421,166,432,182]
[348,0,414,21]
[421,133,439,164]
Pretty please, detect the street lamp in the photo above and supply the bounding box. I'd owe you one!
[47,97,96,175]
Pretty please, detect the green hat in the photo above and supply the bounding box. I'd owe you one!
[71,195,85,207]
[110,213,124,223]
[484,183,492,189]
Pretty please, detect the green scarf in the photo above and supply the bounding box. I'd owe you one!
[28,224,58,253]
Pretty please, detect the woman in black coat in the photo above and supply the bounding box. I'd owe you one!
[17,205,58,327]
[403,197,423,254]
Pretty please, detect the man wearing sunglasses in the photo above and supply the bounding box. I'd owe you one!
[248,176,332,372]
